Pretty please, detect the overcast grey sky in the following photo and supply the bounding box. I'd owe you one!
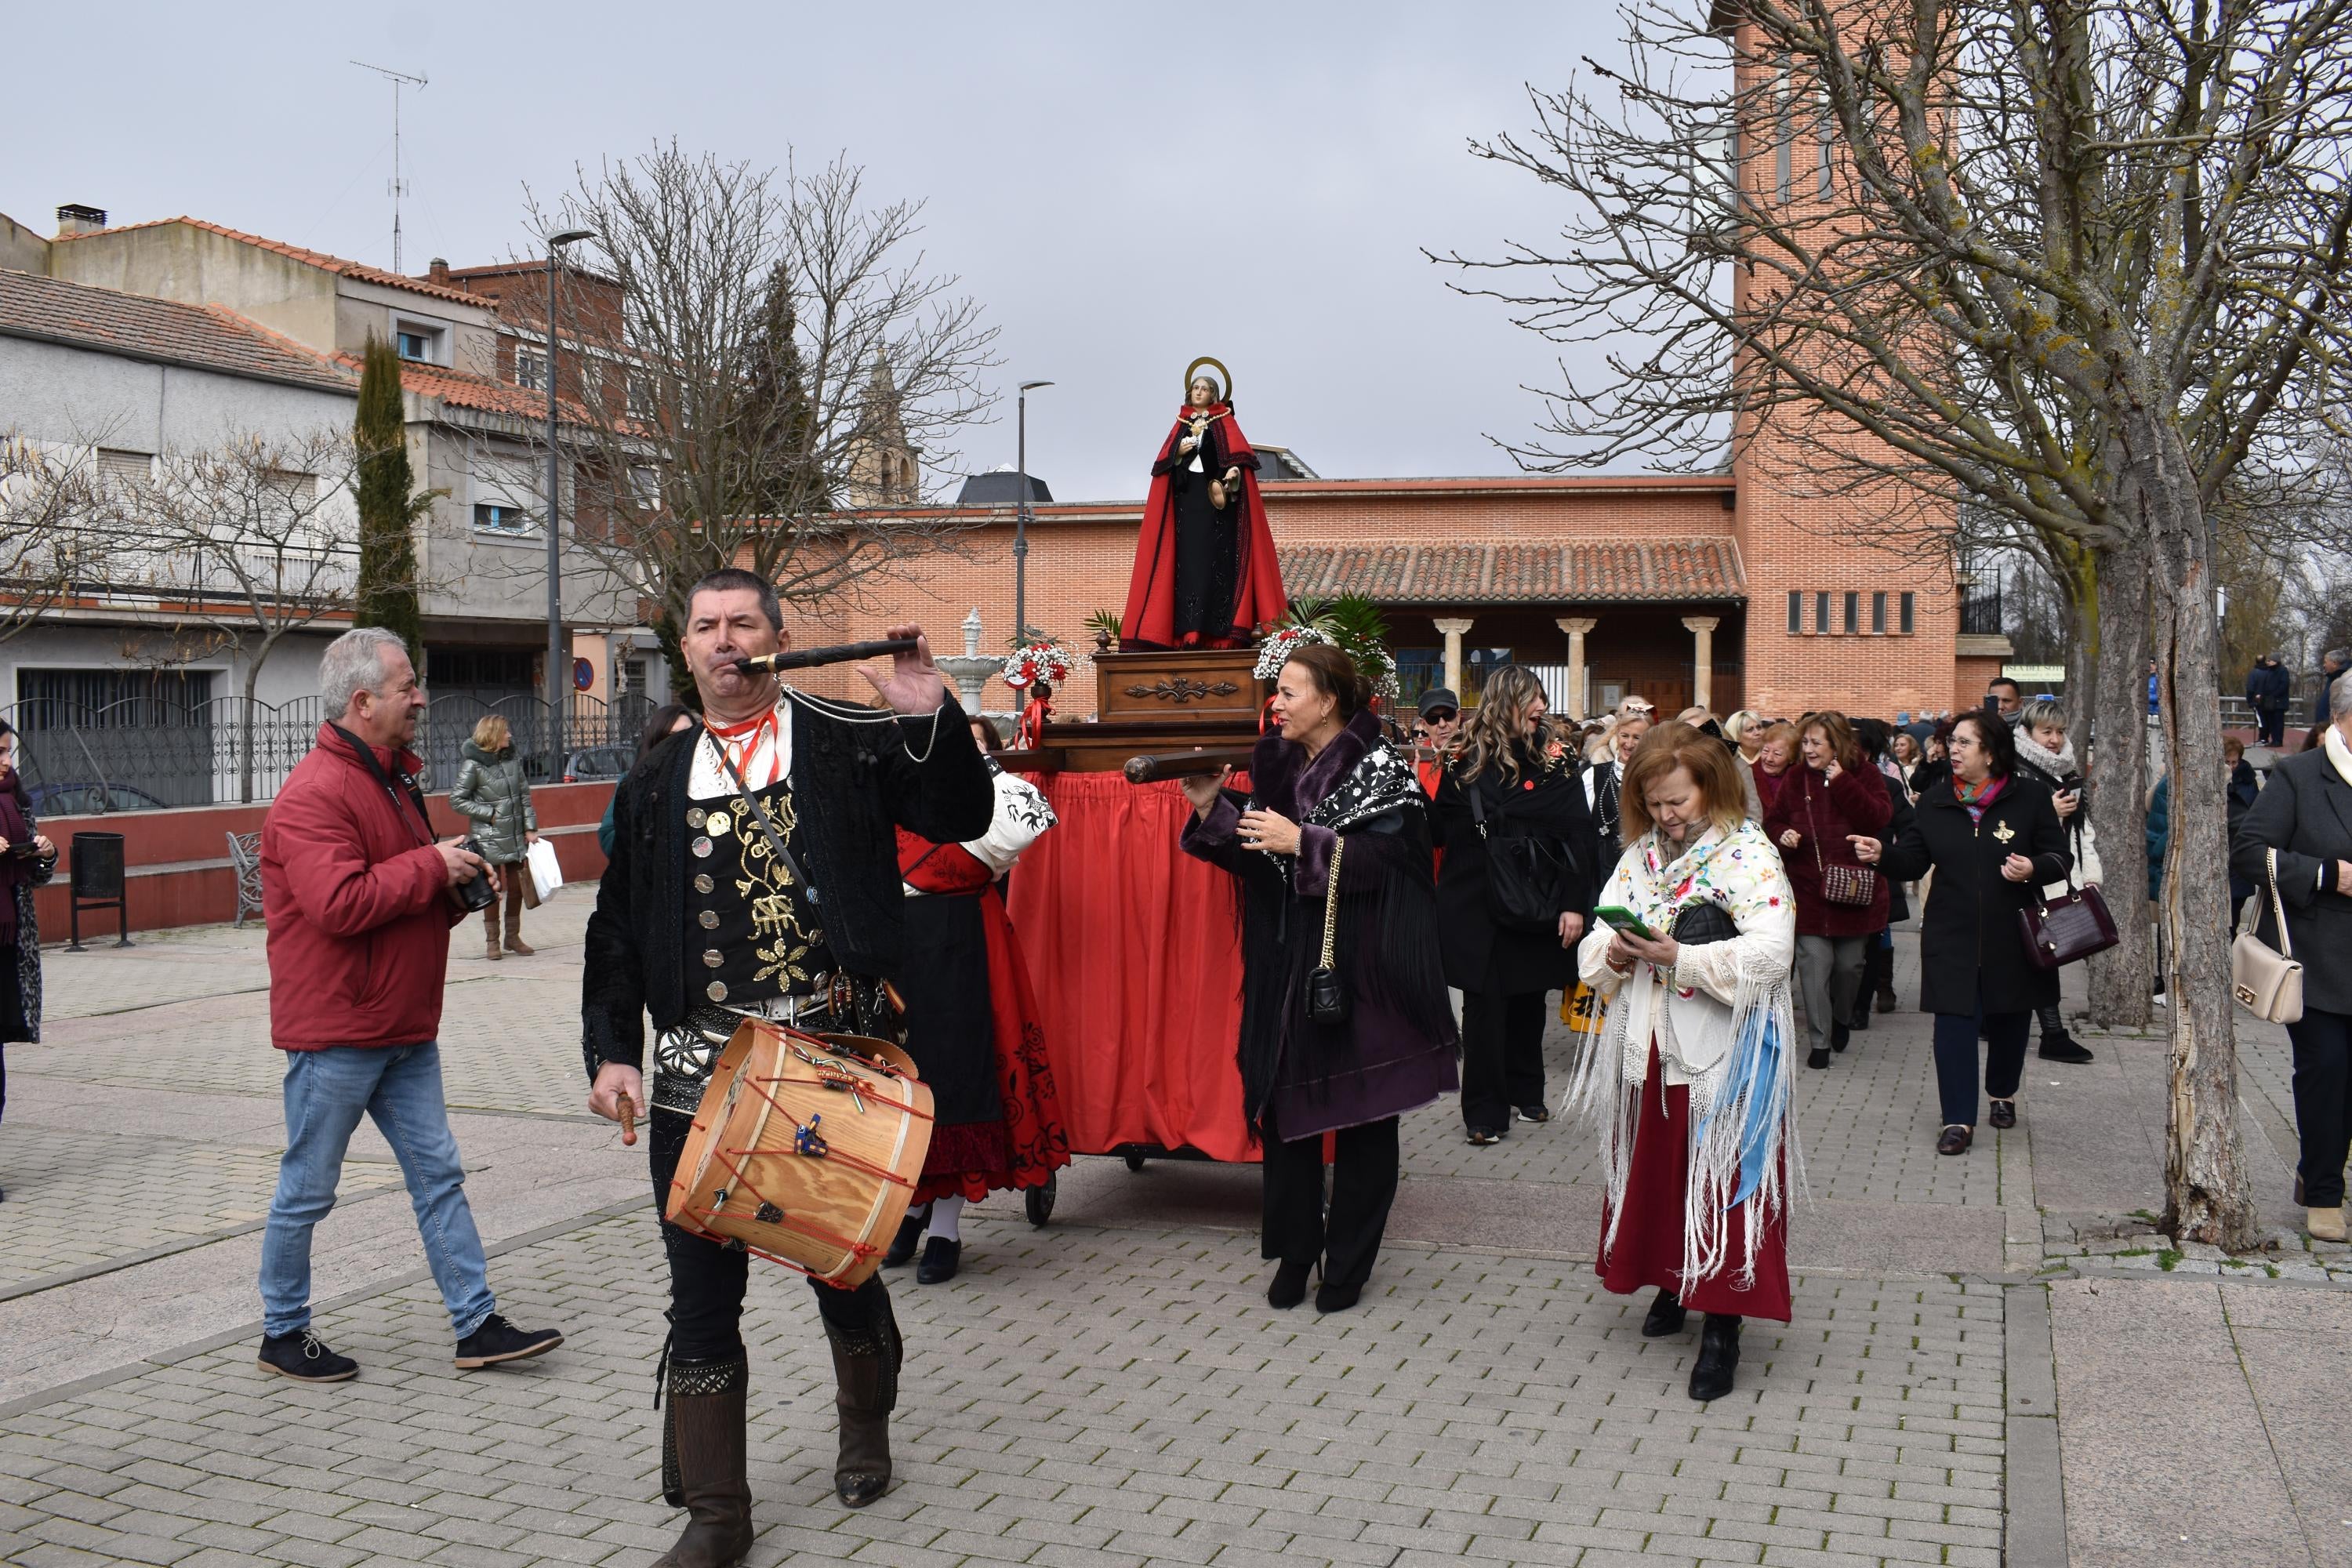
[6,1,1637,502]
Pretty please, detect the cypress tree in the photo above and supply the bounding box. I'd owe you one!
[353,333,426,657]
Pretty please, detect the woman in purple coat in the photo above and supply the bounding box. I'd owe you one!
[1181,643,1458,1313]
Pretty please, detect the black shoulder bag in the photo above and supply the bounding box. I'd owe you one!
[1465,770,1571,934]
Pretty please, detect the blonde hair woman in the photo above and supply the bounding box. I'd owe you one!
[449,715,540,959]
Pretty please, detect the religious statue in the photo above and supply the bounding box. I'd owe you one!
[1118,358,1287,650]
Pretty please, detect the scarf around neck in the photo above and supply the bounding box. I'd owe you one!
[1954,772,2006,822]
[2325,724,2352,788]
[2013,727,2076,782]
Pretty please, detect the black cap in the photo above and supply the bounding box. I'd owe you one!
[1417,688,1460,717]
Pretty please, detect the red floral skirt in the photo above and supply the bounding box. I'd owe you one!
[913,887,1073,1204]
[1595,1045,1791,1321]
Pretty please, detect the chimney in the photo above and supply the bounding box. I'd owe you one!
[55,203,107,237]
[427,256,451,285]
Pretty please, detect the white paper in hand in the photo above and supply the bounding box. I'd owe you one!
[527,837,564,903]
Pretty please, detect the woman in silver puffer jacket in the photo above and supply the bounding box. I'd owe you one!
[449,715,539,959]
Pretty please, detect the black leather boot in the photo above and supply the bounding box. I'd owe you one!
[1641,1288,1686,1338]
[1688,1314,1742,1402]
[655,1355,753,1568]
[825,1298,903,1508]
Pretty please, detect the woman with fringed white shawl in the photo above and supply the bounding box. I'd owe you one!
[1570,724,1798,1403]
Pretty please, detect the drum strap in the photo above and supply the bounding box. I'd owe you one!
[696,718,820,906]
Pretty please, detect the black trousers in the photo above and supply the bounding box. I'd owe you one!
[1932,1011,2031,1128]
[2287,1010,2352,1209]
[1461,989,1549,1131]
[650,1107,890,1361]
[1260,1113,1399,1292]
[2256,706,2288,747]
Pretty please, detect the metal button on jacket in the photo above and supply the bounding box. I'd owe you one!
[686,807,707,829]
[699,909,720,930]
[694,874,714,895]
[691,837,713,858]
[706,980,728,1002]
[703,949,724,968]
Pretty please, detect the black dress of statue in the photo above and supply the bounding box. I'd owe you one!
[1152,414,1256,643]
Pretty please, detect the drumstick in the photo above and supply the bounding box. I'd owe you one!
[617,1088,637,1146]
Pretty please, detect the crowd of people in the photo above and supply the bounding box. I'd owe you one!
[5,586,2329,1568]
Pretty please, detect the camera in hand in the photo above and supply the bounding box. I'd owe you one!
[452,837,499,912]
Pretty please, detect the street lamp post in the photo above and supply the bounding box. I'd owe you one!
[543,228,595,782]
[1012,379,1053,710]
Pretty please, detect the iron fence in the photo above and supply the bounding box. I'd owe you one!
[0,691,655,814]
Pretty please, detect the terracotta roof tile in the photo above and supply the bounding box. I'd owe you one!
[0,270,355,391]
[54,217,489,307]
[1276,538,1746,604]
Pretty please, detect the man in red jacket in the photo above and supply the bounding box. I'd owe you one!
[255,627,564,1382]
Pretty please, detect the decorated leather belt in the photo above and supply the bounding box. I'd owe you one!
[651,982,842,1116]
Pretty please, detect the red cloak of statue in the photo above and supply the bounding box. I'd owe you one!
[1118,402,1287,649]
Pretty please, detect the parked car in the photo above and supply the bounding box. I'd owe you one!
[562,745,633,784]
[27,781,172,815]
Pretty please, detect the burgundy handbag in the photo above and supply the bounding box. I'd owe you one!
[2019,866,2119,970]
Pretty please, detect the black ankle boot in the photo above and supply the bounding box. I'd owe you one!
[1267,1260,1311,1308]
[825,1298,902,1508]
[1688,1314,1741,1402]
[1642,1288,1686,1338]
[655,1356,753,1568]
[883,1204,929,1268]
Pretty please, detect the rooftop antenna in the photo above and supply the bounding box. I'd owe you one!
[350,60,428,271]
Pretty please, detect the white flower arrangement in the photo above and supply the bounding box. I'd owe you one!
[1252,624,1331,680]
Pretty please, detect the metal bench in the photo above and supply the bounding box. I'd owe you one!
[227,830,264,927]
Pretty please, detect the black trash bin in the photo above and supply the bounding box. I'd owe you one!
[67,830,132,950]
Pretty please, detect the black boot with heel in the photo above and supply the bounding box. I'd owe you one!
[654,1354,753,1568]
[825,1301,903,1508]
[1688,1314,1742,1402]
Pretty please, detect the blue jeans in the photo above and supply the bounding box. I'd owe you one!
[259,1043,495,1339]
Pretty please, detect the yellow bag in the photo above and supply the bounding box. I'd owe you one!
[1561,980,1604,1035]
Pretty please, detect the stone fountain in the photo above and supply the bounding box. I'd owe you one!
[935,607,1005,713]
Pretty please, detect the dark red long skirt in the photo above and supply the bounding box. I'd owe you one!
[1595,1045,1791,1321]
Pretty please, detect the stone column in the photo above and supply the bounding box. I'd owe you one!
[1682,615,1721,713]
[1432,617,1475,696]
[1556,617,1598,720]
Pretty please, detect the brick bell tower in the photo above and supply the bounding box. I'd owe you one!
[1720,16,1969,720]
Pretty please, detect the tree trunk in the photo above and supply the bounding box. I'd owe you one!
[240,652,262,806]
[2063,554,2098,723]
[2132,410,2259,1250]
[2085,543,2154,1028]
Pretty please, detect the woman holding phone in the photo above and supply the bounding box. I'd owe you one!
[1570,722,1798,1402]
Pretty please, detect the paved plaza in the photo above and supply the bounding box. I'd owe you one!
[1,890,2347,1567]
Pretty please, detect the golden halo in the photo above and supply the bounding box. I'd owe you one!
[1184,356,1232,401]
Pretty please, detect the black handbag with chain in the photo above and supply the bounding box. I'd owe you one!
[1306,837,1348,1024]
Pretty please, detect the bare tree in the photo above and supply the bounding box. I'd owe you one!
[1442,0,2352,1247]
[521,147,999,701]
[131,430,360,801]
[0,434,117,647]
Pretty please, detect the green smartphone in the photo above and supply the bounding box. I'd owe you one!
[1593,904,1657,942]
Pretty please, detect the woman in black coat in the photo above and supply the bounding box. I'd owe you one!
[2230,691,2352,1243]
[1181,644,1458,1312]
[1430,665,1597,1146]
[1855,710,2068,1156]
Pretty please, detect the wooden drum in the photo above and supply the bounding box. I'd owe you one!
[665,1018,935,1290]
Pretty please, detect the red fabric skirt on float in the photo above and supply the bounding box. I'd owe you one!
[1595,1044,1791,1322]
[1002,772,1258,1163]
